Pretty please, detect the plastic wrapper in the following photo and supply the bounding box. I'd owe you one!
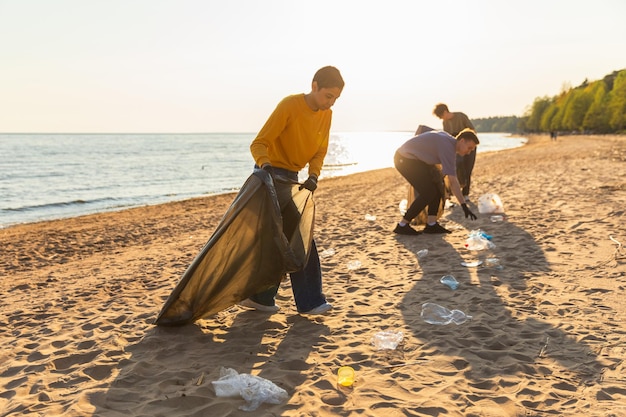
[465,230,496,251]
[212,367,288,411]
[478,193,505,214]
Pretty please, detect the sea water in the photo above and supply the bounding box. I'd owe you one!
[0,132,526,227]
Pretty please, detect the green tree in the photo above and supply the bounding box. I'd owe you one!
[524,97,552,132]
[540,104,558,132]
[562,87,593,132]
[550,91,573,132]
[582,81,610,133]
[607,70,626,132]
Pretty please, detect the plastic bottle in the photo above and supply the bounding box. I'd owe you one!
[484,257,500,267]
[371,330,404,350]
[421,302,472,325]
[484,257,504,270]
[440,275,459,290]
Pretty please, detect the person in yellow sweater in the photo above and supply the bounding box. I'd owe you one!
[433,103,476,200]
[239,66,344,315]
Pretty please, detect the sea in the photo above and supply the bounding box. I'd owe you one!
[0,132,526,228]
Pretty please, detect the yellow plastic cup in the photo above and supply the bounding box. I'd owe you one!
[337,366,355,387]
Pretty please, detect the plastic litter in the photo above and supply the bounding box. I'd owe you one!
[484,257,500,267]
[347,260,362,271]
[465,230,495,251]
[364,213,377,221]
[490,214,505,222]
[461,260,483,267]
[416,249,429,259]
[478,193,505,214]
[212,367,288,411]
[337,366,355,387]
[440,275,459,290]
[421,302,472,325]
[399,199,408,215]
[469,229,492,240]
[484,257,503,270]
[371,330,404,350]
[319,248,335,259]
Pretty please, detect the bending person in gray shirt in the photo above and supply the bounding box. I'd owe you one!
[393,129,479,235]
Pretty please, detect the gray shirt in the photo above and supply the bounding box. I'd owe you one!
[396,131,457,176]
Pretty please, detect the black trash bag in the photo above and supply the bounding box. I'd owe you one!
[155,168,315,326]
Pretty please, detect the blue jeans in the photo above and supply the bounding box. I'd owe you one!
[250,166,327,312]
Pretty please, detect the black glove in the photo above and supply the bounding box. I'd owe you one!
[299,175,318,192]
[461,203,477,220]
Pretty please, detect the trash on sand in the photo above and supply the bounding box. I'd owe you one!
[337,366,355,387]
[421,302,472,325]
[371,330,404,350]
[212,367,288,411]
[440,275,459,290]
[469,229,492,240]
[461,260,483,267]
[416,249,429,259]
[484,257,502,269]
[319,248,336,259]
[478,193,505,214]
[347,260,362,271]
[399,199,408,215]
[364,213,377,221]
[465,231,495,251]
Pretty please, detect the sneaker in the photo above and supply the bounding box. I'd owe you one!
[393,223,421,235]
[301,302,333,315]
[423,223,452,234]
[239,298,280,312]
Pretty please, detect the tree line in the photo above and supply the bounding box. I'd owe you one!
[472,68,626,134]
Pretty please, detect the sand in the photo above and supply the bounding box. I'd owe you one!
[1,134,625,416]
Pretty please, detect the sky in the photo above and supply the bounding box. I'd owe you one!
[1,0,625,133]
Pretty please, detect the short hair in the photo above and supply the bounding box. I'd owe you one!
[456,128,479,144]
[433,103,449,118]
[313,66,344,90]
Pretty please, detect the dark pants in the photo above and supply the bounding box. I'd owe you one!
[250,167,326,312]
[457,149,476,196]
[394,152,442,223]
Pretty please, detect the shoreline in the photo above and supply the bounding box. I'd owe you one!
[2,134,626,416]
[0,132,526,229]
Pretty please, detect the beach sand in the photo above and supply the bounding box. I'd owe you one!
[1,134,625,416]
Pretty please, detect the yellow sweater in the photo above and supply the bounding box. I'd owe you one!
[250,94,331,177]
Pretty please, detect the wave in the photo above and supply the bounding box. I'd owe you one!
[3,197,121,213]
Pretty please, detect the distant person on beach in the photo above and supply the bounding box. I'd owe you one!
[393,129,479,235]
[550,131,558,141]
[433,103,476,201]
[239,66,344,315]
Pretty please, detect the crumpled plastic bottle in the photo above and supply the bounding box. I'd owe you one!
[371,330,404,350]
[421,302,472,325]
